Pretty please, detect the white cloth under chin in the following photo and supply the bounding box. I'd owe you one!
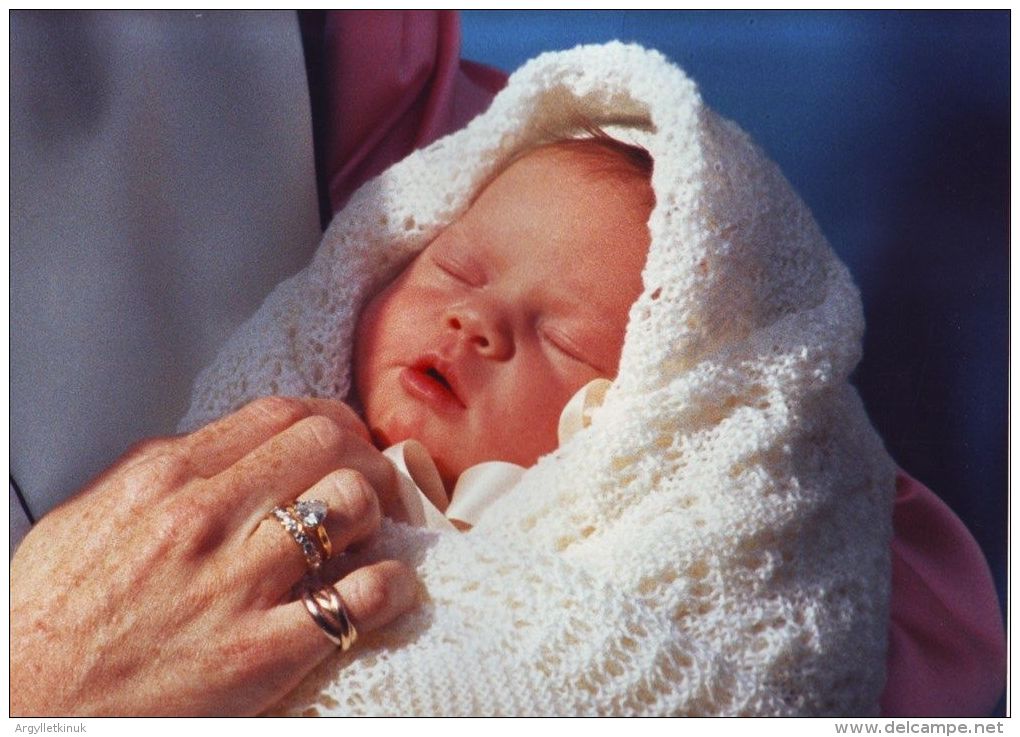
[383,378,611,531]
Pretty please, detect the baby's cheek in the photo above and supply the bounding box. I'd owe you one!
[489,400,563,467]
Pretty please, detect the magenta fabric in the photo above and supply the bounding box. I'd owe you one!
[316,12,1005,715]
[321,10,506,212]
[882,471,1006,716]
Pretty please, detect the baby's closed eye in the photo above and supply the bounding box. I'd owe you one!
[431,252,486,287]
[539,324,603,371]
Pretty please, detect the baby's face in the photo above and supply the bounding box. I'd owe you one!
[352,146,651,488]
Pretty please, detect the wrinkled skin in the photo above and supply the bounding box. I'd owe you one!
[10,397,418,716]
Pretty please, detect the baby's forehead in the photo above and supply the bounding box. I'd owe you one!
[475,138,655,218]
[504,139,650,181]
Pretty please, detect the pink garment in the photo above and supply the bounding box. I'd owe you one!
[321,10,506,212]
[883,471,1006,716]
[317,11,1006,715]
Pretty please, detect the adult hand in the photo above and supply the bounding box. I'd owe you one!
[10,397,417,716]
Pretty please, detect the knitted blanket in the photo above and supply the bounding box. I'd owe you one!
[180,43,896,716]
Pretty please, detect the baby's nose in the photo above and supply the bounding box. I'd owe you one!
[444,307,513,360]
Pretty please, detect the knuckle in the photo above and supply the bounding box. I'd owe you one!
[149,495,204,553]
[297,415,343,452]
[119,436,192,492]
[330,470,380,525]
[247,395,307,426]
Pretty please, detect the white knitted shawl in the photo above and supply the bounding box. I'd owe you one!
[181,43,896,716]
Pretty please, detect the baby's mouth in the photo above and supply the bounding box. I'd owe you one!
[424,366,453,393]
[400,360,466,410]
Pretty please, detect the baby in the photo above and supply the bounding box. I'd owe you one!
[350,131,655,524]
[189,42,1002,716]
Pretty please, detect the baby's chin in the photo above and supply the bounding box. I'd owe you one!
[359,398,552,492]
[429,441,550,494]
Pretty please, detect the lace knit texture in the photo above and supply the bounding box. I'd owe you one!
[180,43,896,716]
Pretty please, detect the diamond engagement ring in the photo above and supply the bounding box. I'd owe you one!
[289,499,332,559]
[269,499,331,570]
[301,577,358,651]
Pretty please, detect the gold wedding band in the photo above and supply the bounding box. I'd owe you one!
[301,578,358,651]
[268,499,331,570]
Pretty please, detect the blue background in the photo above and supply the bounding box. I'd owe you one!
[461,11,1009,607]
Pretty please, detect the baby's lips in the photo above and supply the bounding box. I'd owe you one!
[410,355,467,407]
[400,365,466,413]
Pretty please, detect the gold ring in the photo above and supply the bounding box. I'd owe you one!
[301,578,358,651]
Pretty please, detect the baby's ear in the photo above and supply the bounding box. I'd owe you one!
[557,378,613,445]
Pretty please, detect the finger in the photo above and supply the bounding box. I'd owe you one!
[244,469,381,594]
[212,412,394,524]
[183,396,370,478]
[269,560,419,666]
